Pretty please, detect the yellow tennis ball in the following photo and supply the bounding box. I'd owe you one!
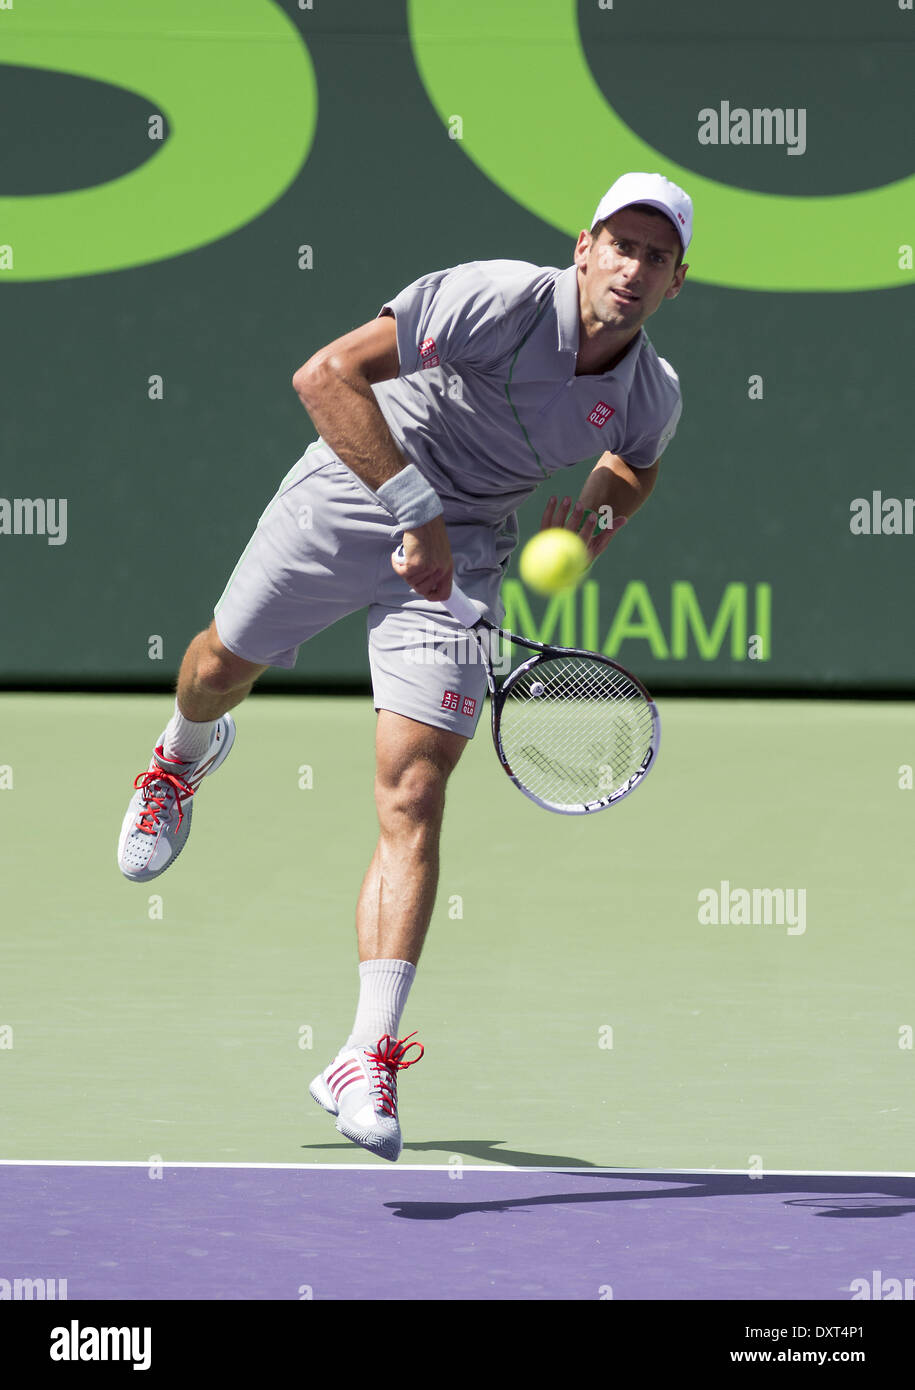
[519,528,589,596]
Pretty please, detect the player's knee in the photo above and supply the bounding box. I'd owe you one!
[378,758,450,835]
[193,628,260,694]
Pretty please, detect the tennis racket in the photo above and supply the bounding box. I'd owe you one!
[395,546,660,815]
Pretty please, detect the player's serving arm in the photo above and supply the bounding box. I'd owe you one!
[291,317,456,603]
[116,171,691,1163]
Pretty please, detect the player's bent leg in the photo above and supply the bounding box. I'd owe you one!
[117,624,267,883]
[310,712,467,1161]
[119,442,401,887]
[176,621,268,721]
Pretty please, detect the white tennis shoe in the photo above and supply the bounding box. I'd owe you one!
[117,715,236,882]
[309,1033,425,1163]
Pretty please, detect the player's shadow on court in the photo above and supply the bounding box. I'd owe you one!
[300,1138,598,1168]
[379,1174,915,1222]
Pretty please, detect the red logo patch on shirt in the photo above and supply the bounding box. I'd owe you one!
[419,337,440,369]
[461,696,477,718]
[441,690,459,711]
[588,401,615,428]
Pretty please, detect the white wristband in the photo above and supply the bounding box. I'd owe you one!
[375,464,443,530]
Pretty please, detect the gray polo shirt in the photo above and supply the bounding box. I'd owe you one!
[370,258,682,529]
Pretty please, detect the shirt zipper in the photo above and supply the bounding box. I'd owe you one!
[536,373,576,416]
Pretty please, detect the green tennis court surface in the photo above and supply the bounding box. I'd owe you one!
[1,694,912,1171]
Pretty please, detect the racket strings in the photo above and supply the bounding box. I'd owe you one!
[498,656,655,809]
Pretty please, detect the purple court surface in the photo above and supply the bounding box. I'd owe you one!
[2,1164,913,1301]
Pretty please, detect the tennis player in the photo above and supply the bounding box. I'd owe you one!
[117,172,691,1161]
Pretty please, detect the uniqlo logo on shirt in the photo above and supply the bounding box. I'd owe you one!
[461,696,477,717]
[588,401,615,428]
[419,337,440,369]
[441,690,459,711]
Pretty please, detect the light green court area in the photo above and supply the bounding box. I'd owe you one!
[1,695,912,1171]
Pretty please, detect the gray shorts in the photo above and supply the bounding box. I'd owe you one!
[214,443,512,737]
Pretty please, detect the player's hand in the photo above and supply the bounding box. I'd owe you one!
[393,516,455,602]
[540,495,626,565]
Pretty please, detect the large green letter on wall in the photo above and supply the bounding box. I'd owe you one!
[0,0,316,280]
[408,0,915,293]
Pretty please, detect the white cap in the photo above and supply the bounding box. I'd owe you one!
[591,172,693,251]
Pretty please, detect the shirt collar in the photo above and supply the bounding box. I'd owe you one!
[553,263,646,386]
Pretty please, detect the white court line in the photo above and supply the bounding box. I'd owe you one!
[0,1160,913,1177]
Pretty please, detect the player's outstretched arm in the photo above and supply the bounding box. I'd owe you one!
[542,453,659,564]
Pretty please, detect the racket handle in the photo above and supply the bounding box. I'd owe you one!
[393,545,483,629]
[441,580,484,630]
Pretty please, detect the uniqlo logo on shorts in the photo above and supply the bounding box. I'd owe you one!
[588,401,615,427]
[441,690,459,711]
[461,696,477,718]
[419,337,440,369]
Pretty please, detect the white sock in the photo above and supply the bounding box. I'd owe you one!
[162,699,217,763]
[343,959,416,1052]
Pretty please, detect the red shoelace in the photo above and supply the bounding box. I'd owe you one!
[367,1033,424,1118]
[132,766,195,835]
